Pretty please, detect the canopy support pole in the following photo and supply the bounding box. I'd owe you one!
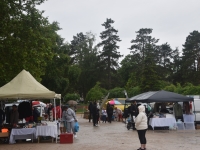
[60,99,61,120]
[54,98,56,122]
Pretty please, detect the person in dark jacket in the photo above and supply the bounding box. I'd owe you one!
[131,101,139,117]
[106,103,113,123]
[88,102,93,122]
[32,107,40,123]
[0,106,5,131]
[10,105,19,126]
[130,101,138,129]
[92,102,98,126]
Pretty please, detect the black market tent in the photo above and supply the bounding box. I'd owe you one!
[125,90,194,103]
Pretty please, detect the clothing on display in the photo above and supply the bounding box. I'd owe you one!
[173,103,183,120]
[18,101,32,119]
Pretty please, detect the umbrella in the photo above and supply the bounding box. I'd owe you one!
[67,100,78,105]
[108,99,122,105]
[32,101,46,107]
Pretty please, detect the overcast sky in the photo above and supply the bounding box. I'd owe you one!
[37,0,200,62]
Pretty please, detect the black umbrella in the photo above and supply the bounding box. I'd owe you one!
[126,90,193,103]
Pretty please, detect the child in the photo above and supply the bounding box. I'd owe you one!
[101,107,107,123]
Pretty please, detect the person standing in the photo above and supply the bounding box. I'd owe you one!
[101,107,107,123]
[61,106,67,133]
[47,103,53,121]
[131,101,139,117]
[65,105,77,138]
[106,103,113,123]
[114,107,122,122]
[96,103,100,125]
[88,102,93,122]
[0,106,5,131]
[92,102,98,126]
[32,107,40,123]
[135,105,148,150]
[10,105,19,127]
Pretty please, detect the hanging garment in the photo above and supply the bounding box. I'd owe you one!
[173,103,183,118]
[18,102,32,119]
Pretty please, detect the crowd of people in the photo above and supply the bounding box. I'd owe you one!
[87,101,148,150]
[88,101,125,126]
[1,100,148,149]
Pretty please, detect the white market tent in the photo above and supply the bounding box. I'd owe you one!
[0,69,60,100]
[0,69,61,121]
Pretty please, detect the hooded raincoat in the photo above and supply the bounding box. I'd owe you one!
[135,105,148,130]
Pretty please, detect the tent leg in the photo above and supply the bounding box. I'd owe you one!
[54,98,56,122]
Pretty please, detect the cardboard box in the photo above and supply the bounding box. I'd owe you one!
[60,133,73,144]
[0,132,9,138]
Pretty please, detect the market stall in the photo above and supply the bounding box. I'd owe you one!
[125,90,194,130]
[9,128,36,144]
[0,69,61,143]
[36,124,58,143]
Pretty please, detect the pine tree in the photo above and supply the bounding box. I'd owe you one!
[98,18,122,89]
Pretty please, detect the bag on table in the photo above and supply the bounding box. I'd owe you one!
[74,122,79,132]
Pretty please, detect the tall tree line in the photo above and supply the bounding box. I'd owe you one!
[1,0,200,100]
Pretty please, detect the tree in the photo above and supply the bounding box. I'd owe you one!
[0,0,58,86]
[119,54,142,88]
[108,87,126,98]
[64,93,80,103]
[139,44,160,92]
[157,43,180,83]
[69,32,87,64]
[85,82,107,102]
[181,30,200,85]
[129,28,159,61]
[41,35,71,96]
[98,18,122,89]
[68,32,100,99]
[129,28,160,91]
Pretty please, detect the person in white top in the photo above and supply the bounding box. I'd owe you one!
[114,107,122,122]
[64,105,77,138]
[101,107,107,123]
[135,105,148,150]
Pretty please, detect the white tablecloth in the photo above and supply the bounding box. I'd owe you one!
[183,114,195,122]
[149,118,176,130]
[9,128,36,144]
[36,125,57,138]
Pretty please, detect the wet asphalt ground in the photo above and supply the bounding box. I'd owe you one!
[1,114,200,150]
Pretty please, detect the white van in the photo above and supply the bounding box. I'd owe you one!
[191,99,200,123]
[185,95,200,123]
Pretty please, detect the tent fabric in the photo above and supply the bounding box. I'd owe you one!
[126,90,193,103]
[0,69,57,100]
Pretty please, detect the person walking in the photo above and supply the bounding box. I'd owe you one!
[106,103,113,123]
[135,105,148,150]
[88,102,93,122]
[65,105,77,138]
[92,102,98,126]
